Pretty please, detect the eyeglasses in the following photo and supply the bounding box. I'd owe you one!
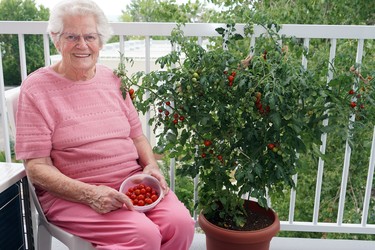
[59,32,101,44]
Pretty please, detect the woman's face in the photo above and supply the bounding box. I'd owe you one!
[55,15,102,80]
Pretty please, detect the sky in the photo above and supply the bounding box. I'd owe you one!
[34,0,192,21]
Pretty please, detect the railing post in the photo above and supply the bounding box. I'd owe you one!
[313,38,337,225]
[361,126,375,226]
[17,34,27,82]
[43,34,51,66]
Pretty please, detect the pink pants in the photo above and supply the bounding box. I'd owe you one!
[46,191,195,250]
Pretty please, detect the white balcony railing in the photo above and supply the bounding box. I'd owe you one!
[1,21,375,245]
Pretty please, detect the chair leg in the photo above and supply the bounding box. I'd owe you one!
[37,225,52,250]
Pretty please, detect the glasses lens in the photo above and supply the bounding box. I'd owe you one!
[63,33,79,42]
[84,34,99,42]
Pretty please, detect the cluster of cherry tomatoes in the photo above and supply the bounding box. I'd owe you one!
[253,91,270,115]
[348,88,365,109]
[201,139,224,162]
[157,101,186,126]
[129,88,136,100]
[225,70,236,87]
[126,184,159,206]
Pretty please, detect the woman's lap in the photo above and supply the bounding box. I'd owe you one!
[45,191,195,250]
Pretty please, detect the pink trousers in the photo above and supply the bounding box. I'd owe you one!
[46,191,195,250]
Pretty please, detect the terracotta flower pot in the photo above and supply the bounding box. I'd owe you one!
[198,200,280,250]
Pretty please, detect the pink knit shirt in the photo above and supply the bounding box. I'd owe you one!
[15,65,144,211]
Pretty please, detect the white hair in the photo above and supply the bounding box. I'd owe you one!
[47,0,113,45]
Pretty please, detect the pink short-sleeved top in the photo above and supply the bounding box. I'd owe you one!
[15,64,144,211]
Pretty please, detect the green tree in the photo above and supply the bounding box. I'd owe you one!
[206,0,375,25]
[254,0,375,25]
[0,0,52,86]
[121,0,205,23]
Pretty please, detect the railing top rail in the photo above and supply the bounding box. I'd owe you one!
[1,21,375,39]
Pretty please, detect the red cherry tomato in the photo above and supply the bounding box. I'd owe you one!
[151,194,158,202]
[204,140,212,147]
[137,200,145,206]
[138,194,145,201]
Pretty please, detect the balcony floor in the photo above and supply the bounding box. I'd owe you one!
[52,233,375,250]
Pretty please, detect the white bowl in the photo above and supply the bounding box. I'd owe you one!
[119,174,164,212]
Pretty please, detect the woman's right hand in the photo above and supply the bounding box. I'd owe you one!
[88,185,134,214]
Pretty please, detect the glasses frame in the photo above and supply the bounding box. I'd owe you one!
[58,32,102,44]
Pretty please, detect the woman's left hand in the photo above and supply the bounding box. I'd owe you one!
[143,164,170,195]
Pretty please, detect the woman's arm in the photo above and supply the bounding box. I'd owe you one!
[132,135,169,194]
[25,157,133,213]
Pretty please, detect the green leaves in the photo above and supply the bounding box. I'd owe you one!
[215,27,225,35]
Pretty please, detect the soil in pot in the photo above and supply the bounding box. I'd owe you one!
[209,202,274,231]
[241,206,274,230]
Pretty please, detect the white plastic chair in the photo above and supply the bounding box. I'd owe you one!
[5,86,95,250]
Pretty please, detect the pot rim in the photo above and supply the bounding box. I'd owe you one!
[198,201,280,243]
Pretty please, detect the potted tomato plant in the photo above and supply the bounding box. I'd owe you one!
[115,21,374,250]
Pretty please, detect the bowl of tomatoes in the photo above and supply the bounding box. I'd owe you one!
[120,173,164,212]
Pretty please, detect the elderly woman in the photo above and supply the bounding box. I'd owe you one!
[15,0,195,249]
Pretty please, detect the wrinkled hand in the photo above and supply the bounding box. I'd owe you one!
[88,185,134,214]
[143,165,170,195]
